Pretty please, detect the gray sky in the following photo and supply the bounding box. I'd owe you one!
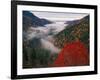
[31,11,88,21]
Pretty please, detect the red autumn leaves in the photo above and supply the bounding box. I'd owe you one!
[51,41,89,67]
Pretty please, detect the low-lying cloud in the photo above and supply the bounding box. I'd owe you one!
[25,21,67,54]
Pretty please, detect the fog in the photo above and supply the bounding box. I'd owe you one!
[26,21,67,53]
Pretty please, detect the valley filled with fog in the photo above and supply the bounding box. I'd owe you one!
[26,20,68,54]
[23,11,89,68]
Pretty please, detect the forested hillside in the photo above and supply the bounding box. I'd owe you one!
[23,11,89,68]
[54,15,89,51]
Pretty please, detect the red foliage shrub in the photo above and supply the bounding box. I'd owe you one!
[51,41,89,67]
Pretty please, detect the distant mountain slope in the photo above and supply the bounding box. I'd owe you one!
[54,15,89,50]
[23,11,52,31]
[64,19,80,26]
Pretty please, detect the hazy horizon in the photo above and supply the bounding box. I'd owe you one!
[31,11,88,21]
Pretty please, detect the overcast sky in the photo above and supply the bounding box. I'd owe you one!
[31,11,88,21]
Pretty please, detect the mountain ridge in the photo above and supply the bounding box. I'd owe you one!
[23,11,52,31]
